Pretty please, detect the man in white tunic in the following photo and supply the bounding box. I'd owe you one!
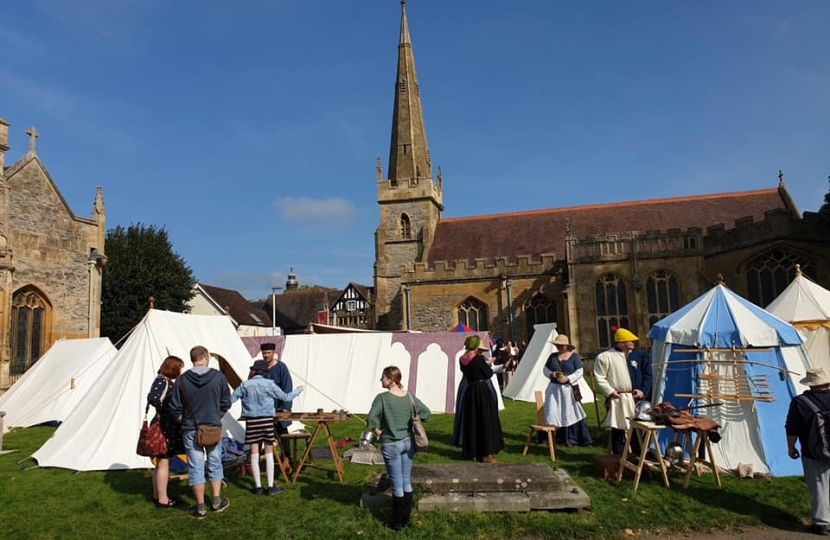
[594,328,640,454]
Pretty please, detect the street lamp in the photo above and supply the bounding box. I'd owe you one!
[403,285,412,331]
[505,278,515,344]
[271,285,284,336]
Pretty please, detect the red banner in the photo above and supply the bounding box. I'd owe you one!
[317,310,329,324]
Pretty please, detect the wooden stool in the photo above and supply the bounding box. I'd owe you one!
[522,390,556,462]
[680,428,722,488]
[616,419,670,491]
[279,431,313,466]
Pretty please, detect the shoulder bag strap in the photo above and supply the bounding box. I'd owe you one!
[407,393,418,419]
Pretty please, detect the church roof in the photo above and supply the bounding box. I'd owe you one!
[427,187,792,264]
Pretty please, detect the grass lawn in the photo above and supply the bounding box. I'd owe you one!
[0,398,812,540]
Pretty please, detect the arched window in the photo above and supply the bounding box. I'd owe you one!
[746,249,813,307]
[400,79,407,95]
[524,294,556,341]
[595,273,629,350]
[10,287,51,385]
[646,270,680,328]
[400,214,412,239]
[457,297,488,332]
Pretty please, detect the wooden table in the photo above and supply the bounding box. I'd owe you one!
[616,419,671,491]
[275,411,346,484]
[674,427,722,489]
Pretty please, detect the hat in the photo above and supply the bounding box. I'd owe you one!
[801,367,830,387]
[614,328,639,342]
[550,335,575,350]
[260,343,276,351]
[250,360,270,372]
[464,335,489,351]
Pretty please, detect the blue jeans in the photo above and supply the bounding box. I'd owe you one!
[803,456,830,526]
[380,437,414,497]
[182,430,223,486]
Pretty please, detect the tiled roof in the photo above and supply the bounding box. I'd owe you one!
[199,283,272,327]
[261,286,341,334]
[427,188,790,264]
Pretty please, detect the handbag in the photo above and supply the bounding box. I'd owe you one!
[136,378,169,457]
[571,384,583,403]
[408,394,429,451]
[180,377,224,447]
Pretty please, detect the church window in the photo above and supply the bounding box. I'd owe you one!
[400,214,412,239]
[746,249,813,307]
[595,273,629,350]
[646,270,680,328]
[523,294,556,341]
[400,79,407,94]
[458,298,488,332]
[10,287,51,385]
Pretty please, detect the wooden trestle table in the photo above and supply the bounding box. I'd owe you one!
[274,411,347,484]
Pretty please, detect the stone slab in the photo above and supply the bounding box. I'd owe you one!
[412,462,562,493]
[418,492,531,513]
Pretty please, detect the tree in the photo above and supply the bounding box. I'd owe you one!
[819,175,830,225]
[101,223,196,343]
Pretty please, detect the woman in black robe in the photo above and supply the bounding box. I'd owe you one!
[459,335,505,462]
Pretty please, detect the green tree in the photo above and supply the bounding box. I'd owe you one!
[101,223,196,343]
[819,175,830,225]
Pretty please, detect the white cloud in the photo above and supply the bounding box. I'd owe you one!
[274,196,357,225]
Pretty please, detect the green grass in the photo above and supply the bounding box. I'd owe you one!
[0,400,812,540]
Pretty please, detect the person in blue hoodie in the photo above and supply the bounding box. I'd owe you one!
[168,345,232,519]
[231,360,303,496]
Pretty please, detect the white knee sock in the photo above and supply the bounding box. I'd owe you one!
[250,452,262,488]
[265,451,275,487]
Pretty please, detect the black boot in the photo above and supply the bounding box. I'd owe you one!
[390,495,404,531]
[401,492,413,527]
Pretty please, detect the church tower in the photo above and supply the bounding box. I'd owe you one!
[374,1,443,330]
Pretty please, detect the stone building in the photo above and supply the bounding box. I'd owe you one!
[373,3,830,358]
[0,119,106,388]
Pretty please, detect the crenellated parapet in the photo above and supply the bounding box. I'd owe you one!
[567,228,705,264]
[704,208,829,256]
[405,253,559,282]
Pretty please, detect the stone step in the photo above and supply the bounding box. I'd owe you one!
[360,463,591,513]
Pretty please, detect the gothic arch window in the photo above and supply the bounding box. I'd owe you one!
[400,79,407,95]
[457,297,488,332]
[10,286,52,384]
[746,249,813,307]
[400,214,412,239]
[646,270,680,328]
[596,273,629,350]
[524,294,556,340]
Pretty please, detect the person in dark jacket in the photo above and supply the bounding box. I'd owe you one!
[168,345,232,519]
[146,355,185,508]
[786,367,830,535]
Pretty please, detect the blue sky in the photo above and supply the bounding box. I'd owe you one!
[2,0,828,300]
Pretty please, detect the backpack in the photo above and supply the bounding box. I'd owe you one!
[799,393,830,461]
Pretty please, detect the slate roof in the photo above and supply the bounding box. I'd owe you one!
[427,187,792,265]
[198,283,272,327]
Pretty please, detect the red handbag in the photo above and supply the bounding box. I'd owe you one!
[136,403,168,457]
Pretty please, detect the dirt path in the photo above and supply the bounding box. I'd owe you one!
[656,525,819,540]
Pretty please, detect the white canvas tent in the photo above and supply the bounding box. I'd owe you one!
[766,269,830,372]
[243,331,504,415]
[0,338,118,433]
[32,310,251,471]
[503,323,595,404]
[650,284,811,476]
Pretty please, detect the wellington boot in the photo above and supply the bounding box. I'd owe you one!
[390,495,404,531]
[401,492,413,527]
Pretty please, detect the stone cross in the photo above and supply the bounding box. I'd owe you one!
[26,126,39,153]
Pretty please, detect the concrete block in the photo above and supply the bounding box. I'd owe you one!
[418,492,531,513]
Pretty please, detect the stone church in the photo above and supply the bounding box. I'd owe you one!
[0,118,106,388]
[373,2,830,358]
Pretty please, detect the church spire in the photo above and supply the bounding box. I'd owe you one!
[388,0,431,187]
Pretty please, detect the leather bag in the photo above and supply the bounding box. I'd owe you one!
[408,394,429,451]
[571,384,583,403]
[196,425,223,446]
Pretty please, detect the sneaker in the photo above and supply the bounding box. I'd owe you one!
[211,498,230,513]
[187,505,207,519]
[267,485,284,496]
[252,487,263,496]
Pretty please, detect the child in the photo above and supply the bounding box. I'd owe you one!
[231,360,303,495]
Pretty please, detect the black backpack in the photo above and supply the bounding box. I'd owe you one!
[800,393,830,462]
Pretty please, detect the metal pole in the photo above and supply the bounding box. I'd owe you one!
[403,285,412,331]
[506,278,515,344]
[271,287,278,336]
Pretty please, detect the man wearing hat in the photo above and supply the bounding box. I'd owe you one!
[786,367,830,535]
[594,328,651,455]
[231,360,304,496]
[261,343,296,462]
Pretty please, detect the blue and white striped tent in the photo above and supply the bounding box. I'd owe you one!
[649,284,811,477]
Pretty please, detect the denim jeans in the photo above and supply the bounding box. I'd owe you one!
[182,430,223,486]
[803,456,830,526]
[380,437,414,497]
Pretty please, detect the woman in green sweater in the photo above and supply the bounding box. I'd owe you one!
[367,366,431,530]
